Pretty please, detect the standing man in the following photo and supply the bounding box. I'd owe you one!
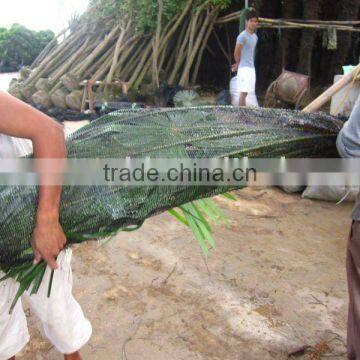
[0,91,92,360]
[337,94,360,359]
[232,10,259,107]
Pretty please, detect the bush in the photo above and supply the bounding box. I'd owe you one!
[87,0,231,32]
[0,24,54,72]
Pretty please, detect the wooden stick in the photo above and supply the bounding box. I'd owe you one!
[128,40,153,89]
[83,44,115,78]
[25,31,83,86]
[50,38,91,83]
[81,82,88,112]
[118,38,147,80]
[191,15,217,85]
[76,24,121,77]
[160,0,192,47]
[216,14,360,32]
[168,17,193,84]
[260,18,360,31]
[31,27,69,69]
[180,7,219,87]
[106,21,131,83]
[88,82,95,113]
[261,24,360,32]
[212,27,231,63]
[302,63,360,113]
[217,12,354,24]
[152,0,163,88]
[286,19,360,25]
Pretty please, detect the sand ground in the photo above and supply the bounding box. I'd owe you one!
[17,185,353,360]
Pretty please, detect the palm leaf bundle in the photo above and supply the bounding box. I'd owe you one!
[0,106,342,310]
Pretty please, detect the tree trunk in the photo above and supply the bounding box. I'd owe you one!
[106,22,130,83]
[152,0,163,88]
[76,24,121,77]
[191,17,217,85]
[281,0,301,71]
[179,7,219,87]
[297,0,321,76]
[325,0,360,82]
[168,18,193,84]
[50,38,91,83]
[254,0,283,89]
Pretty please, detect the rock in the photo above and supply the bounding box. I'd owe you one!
[155,84,183,107]
[21,85,36,102]
[94,87,105,103]
[9,78,18,89]
[61,73,80,91]
[65,90,83,111]
[216,90,231,105]
[47,107,63,117]
[19,66,31,81]
[137,83,156,104]
[8,80,24,100]
[32,90,52,108]
[50,88,69,110]
[35,78,50,92]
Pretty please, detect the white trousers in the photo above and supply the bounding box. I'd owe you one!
[0,249,92,359]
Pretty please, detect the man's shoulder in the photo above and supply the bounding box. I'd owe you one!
[237,31,247,44]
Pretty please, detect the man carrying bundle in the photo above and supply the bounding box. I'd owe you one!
[232,10,259,107]
[0,91,92,360]
[337,94,360,359]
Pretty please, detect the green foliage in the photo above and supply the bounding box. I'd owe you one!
[88,0,232,33]
[173,90,200,107]
[0,24,54,72]
[210,0,232,9]
[173,90,214,107]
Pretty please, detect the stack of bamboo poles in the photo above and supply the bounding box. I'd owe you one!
[12,0,359,112]
[10,0,223,111]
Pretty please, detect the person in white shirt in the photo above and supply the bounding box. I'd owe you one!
[0,91,91,360]
[232,10,259,107]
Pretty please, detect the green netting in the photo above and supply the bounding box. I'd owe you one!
[0,106,342,273]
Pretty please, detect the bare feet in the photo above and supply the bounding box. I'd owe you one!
[64,352,82,360]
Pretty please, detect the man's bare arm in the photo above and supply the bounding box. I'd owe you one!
[232,43,242,72]
[0,91,66,269]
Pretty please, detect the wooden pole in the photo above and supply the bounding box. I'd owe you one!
[302,63,360,113]
[216,14,360,31]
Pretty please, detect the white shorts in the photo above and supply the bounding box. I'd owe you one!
[237,66,256,93]
[230,76,259,107]
[0,249,92,359]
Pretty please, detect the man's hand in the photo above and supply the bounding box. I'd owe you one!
[31,214,67,270]
[0,91,67,270]
[231,63,238,73]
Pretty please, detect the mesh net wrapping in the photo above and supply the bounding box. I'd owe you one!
[0,106,343,271]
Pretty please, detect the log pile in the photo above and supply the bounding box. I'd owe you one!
[9,0,359,112]
[10,0,223,111]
